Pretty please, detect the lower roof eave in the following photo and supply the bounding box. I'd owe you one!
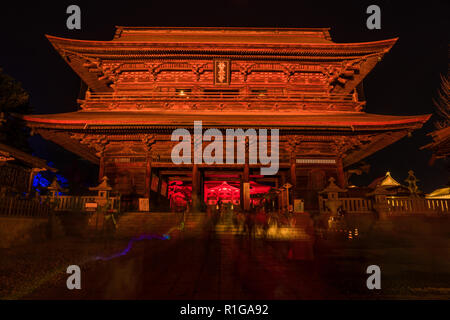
[19,112,431,132]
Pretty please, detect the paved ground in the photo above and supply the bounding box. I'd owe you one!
[0,237,129,299]
[23,219,338,299]
[2,213,450,300]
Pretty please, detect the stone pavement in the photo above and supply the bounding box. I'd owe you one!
[24,211,333,299]
[12,211,450,300]
[25,237,334,299]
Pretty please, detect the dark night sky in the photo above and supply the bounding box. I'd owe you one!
[0,0,448,192]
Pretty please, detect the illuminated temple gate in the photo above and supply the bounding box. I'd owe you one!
[22,27,429,212]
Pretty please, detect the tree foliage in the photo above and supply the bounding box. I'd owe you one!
[0,68,32,151]
[0,67,32,114]
[434,74,450,129]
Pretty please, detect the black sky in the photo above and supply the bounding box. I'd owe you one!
[0,0,448,191]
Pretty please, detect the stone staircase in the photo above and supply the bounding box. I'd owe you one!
[182,212,209,237]
[289,213,315,241]
[211,212,315,241]
[115,212,182,239]
[213,212,241,239]
[114,211,314,247]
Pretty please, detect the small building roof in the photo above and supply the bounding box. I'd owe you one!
[208,181,240,192]
[379,171,401,187]
[369,171,402,189]
[426,186,450,199]
[89,176,113,191]
[0,142,55,171]
[48,178,67,192]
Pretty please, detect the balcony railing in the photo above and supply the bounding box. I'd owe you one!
[81,91,357,103]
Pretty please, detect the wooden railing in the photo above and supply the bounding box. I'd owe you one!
[43,195,121,212]
[340,198,373,213]
[83,91,357,103]
[386,197,450,213]
[319,196,373,214]
[0,197,50,218]
[0,192,121,218]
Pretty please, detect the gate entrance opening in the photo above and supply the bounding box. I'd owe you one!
[168,180,273,211]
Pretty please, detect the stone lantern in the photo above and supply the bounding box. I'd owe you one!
[367,171,401,220]
[319,177,347,216]
[89,176,112,207]
[48,178,67,198]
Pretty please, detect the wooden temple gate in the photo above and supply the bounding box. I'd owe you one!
[20,27,430,213]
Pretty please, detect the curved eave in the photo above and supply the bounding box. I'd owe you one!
[46,34,397,93]
[20,112,430,132]
[421,126,450,156]
[46,34,397,57]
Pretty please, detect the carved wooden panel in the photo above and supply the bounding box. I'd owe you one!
[214,60,231,85]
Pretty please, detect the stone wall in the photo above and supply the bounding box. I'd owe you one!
[0,217,49,248]
[387,215,450,236]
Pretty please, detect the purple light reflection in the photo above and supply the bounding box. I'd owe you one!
[95,234,170,261]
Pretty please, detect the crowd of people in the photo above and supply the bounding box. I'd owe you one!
[202,199,297,238]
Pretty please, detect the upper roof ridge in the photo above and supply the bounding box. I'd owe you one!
[112,26,333,43]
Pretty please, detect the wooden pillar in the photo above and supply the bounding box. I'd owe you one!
[290,156,296,186]
[28,168,42,195]
[156,170,162,206]
[336,158,346,188]
[200,169,205,206]
[145,155,152,199]
[98,154,105,182]
[142,135,155,201]
[280,173,286,211]
[243,163,249,182]
[240,179,244,210]
[289,156,297,210]
[27,169,34,195]
[276,175,281,212]
[192,164,200,211]
[241,163,250,210]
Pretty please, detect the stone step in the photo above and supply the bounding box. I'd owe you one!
[114,211,183,238]
[209,213,314,240]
